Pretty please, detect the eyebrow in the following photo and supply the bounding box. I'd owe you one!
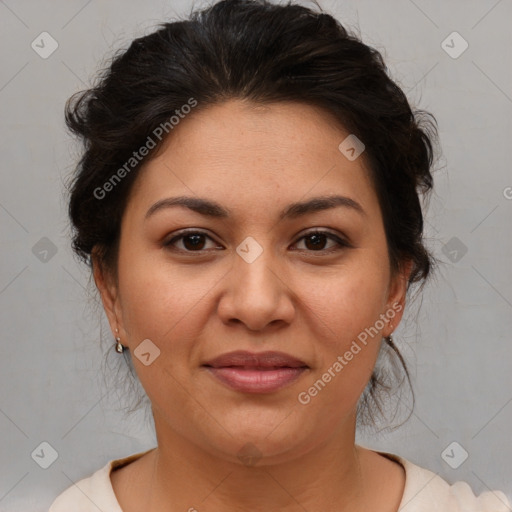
[144,194,366,221]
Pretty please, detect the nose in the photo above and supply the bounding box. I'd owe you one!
[216,240,296,331]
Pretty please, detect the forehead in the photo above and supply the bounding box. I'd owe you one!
[125,99,379,222]
[162,99,356,169]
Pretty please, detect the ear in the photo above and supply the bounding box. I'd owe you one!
[383,259,414,337]
[91,248,123,340]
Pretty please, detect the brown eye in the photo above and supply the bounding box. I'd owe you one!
[164,231,220,252]
[164,229,350,255]
[293,230,350,253]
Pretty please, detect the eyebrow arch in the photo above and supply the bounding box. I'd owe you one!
[144,194,366,221]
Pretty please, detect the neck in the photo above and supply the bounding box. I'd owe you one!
[145,412,370,512]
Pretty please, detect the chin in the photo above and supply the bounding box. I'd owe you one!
[201,420,315,466]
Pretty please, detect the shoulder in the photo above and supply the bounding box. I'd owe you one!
[48,460,121,512]
[377,450,511,512]
[48,450,154,512]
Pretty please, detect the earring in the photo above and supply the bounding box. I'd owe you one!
[115,337,124,353]
[114,328,125,353]
[385,324,394,344]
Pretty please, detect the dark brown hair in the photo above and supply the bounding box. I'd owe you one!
[65,0,439,429]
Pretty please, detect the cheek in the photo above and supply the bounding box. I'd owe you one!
[300,259,389,343]
[117,242,203,337]
[115,258,214,414]
[294,261,389,406]
[116,249,227,378]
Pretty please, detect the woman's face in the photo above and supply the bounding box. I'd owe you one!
[96,99,409,464]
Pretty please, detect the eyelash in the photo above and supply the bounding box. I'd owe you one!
[163,229,351,255]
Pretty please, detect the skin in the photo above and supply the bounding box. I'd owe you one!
[94,99,412,511]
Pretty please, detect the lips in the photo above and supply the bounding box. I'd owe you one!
[202,350,308,369]
[202,350,309,393]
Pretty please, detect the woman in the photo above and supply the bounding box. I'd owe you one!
[49,0,510,510]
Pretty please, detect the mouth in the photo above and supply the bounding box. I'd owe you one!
[202,350,309,393]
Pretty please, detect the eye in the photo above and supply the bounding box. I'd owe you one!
[164,229,350,255]
[164,230,221,252]
[292,230,351,253]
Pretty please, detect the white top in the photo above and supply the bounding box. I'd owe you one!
[49,448,511,511]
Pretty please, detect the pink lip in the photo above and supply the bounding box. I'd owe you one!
[203,350,308,368]
[202,350,309,393]
[204,367,308,393]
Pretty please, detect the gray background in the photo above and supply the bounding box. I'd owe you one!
[1,0,511,510]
